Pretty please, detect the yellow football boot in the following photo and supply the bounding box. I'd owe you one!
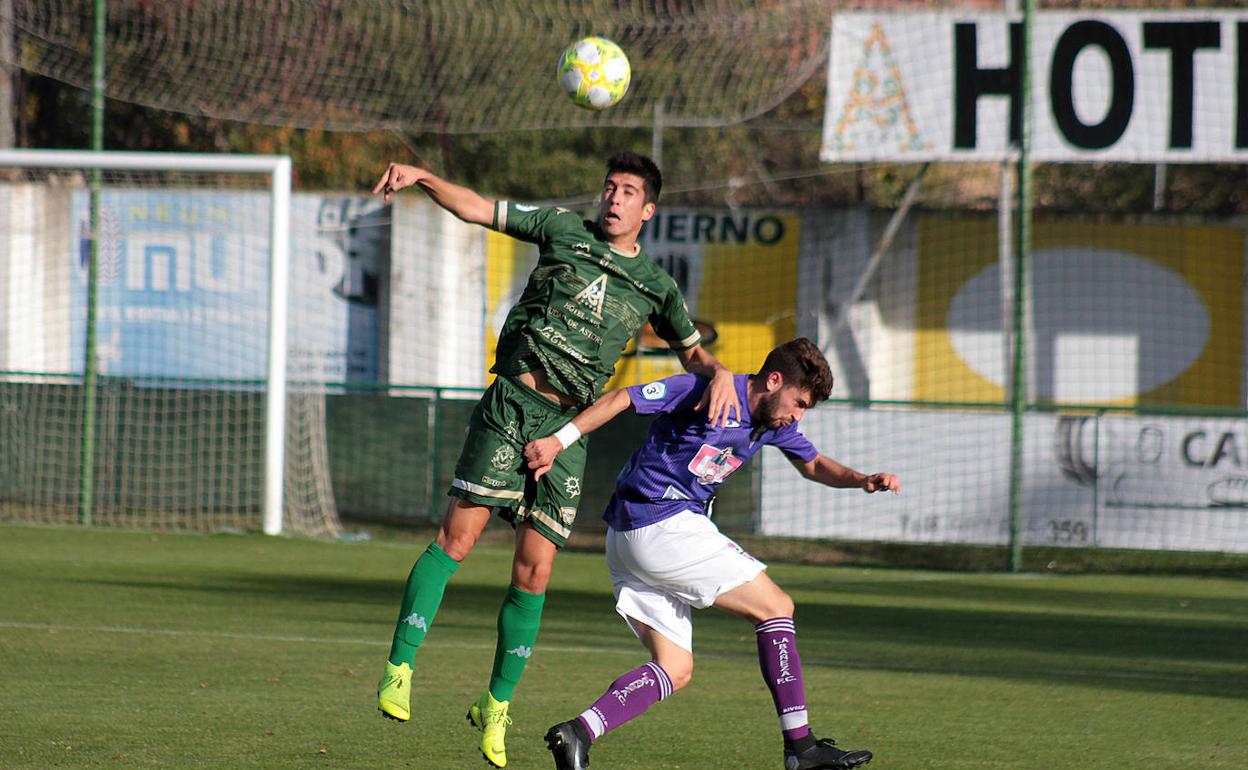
[466,691,513,768]
[377,661,412,722]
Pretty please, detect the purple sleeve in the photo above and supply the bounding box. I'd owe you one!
[769,424,819,463]
[626,373,707,415]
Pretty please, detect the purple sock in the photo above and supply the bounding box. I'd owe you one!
[576,661,673,742]
[756,617,811,741]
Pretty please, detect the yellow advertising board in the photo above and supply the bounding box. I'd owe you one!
[917,217,1242,407]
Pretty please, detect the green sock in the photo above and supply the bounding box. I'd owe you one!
[487,585,545,702]
[388,543,459,667]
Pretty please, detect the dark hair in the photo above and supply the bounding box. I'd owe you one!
[757,337,834,403]
[606,151,662,203]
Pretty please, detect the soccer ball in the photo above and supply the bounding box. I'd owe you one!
[558,37,631,111]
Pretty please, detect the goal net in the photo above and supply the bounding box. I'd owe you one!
[0,151,340,537]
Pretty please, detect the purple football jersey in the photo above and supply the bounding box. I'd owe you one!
[602,373,819,531]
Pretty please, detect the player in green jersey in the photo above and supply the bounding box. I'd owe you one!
[371,152,740,767]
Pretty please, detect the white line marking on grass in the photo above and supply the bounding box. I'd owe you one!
[0,620,636,657]
[0,619,1219,686]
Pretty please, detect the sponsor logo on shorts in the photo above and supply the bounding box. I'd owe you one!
[641,381,666,400]
[564,476,581,497]
[481,476,508,488]
[490,444,517,471]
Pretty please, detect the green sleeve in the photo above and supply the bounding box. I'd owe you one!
[492,202,579,244]
[650,280,702,351]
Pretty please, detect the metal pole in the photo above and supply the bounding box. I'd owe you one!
[1153,162,1167,211]
[1006,0,1034,572]
[999,160,1014,400]
[651,102,664,170]
[0,0,14,149]
[262,157,292,535]
[829,163,929,338]
[79,0,106,526]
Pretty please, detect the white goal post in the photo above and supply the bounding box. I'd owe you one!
[0,149,332,537]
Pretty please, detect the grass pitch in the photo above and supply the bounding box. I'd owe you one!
[1,523,1245,769]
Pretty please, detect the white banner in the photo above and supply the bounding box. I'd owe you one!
[822,11,1248,163]
[761,408,1248,553]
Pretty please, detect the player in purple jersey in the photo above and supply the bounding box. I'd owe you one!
[524,338,898,770]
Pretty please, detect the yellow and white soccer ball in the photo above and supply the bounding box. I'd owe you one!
[558,36,631,111]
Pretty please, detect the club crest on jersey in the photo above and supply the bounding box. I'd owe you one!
[573,273,609,319]
[641,381,666,400]
[688,444,744,485]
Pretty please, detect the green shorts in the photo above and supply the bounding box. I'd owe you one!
[449,375,588,547]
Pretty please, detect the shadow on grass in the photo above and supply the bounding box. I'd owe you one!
[781,575,1248,619]
[70,566,1248,702]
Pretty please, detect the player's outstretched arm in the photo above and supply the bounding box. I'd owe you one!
[788,454,900,494]
[675,344,740,427]
[372,162,495,225]
[523,388,635,480]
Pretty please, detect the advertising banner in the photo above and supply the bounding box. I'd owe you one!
[823,11,1248,162]
[67,191,381,383]
[761,408,1248,553]
[915,217,1242,407]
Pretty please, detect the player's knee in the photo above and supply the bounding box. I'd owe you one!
[662,657,693,692]
[436,500,489,561]
[512,561,552,593]
[436,530,477,562]
[766,589,795,620]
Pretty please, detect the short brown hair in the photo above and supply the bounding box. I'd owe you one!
[757,337,834,403]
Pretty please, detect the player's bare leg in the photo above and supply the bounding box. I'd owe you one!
[378,498,491,722]
[435,498,495,560]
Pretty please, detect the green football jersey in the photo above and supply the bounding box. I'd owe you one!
[491,201,701,407]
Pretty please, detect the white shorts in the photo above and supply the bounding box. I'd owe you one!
[606,510,766,652]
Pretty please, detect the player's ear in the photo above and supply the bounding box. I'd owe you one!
[640,200,656,221]
[767,371,784,392]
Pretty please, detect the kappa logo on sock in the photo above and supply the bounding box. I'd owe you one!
[506,645,532,659]
[401,613,429,631]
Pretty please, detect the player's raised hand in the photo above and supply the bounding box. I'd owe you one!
[695,368,741,427]
[523,436,563,481]
[372,162,425,202]
[862,473,900,494]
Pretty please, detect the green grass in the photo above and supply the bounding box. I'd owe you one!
[1,524,1246,769]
